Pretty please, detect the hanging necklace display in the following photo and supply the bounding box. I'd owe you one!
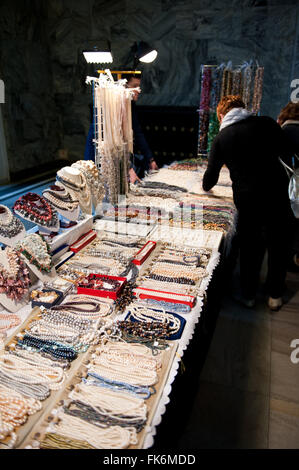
[198,61,264,156]
[207,65,222,154]
[13,193,59,232]
[86,75,134,204]
[251,65,264,115]
[57,167,92,215]
[198,65,212,156]
[42,184,80,222]
[232,67,242,95]
[0,205,26,246]
[0,247,31,312]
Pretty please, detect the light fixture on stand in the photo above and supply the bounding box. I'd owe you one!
[83,42,113,64]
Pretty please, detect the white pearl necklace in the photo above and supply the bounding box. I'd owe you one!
[51,412,138,449]
[0,353,66,390]
[126,304,181,334]
[69,382,146,420]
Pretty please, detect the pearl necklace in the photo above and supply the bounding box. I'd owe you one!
[43,185,79,212]
[0,353,66,390]
[0,370,50,401]
[70,382,146,419]
[0,314,21,333]
[0,384,41,442]
[126,305,181,335]
[87,342,160,387]
[50,412,137,449]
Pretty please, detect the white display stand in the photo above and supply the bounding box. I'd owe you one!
[0,227,26,248]
[43,184,81,222]
[57,207,80,222]
[28,215,94,252]
[0,250,29,312]
[20,256,56,283]
[57,167,92,215]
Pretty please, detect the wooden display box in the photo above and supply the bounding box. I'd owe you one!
[77,274,127,300]
[132,240,157,266]
[69,229,97,253]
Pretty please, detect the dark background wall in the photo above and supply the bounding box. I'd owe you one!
[0,0,298,178]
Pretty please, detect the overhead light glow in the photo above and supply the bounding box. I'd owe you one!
[139,50,158,63]
[83,51,113,64]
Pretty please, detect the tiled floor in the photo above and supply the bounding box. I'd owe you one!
[177,271,299,449]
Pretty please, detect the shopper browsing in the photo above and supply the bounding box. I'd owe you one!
[277,101,299,269]
[124,73,159,184]
[202,95,294,311]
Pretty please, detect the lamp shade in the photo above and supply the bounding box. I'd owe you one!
[136,42,158,64]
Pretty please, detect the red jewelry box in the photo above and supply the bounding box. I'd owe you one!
[77,274,127,300]
[132,241,157,266]
[69,230,97,253]
[133,286,196,307]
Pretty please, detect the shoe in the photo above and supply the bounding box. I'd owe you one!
[233,293,255,308]
[268,297,283,311]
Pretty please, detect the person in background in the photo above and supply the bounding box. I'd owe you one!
[203,95,294,311]
[124,73,159,184]
[277,101,299,269]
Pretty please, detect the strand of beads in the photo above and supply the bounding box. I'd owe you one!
[65,382,147,432]
[125,305,181,336]
[87,340,161,387]
[82,375,153,400]
[0,383,42,446]
[17,335,78,362]
[0,353,66,391]
[47,412,137,449]
[40,432,96,449]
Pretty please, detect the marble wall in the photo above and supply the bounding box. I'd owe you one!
[0,0,298,176]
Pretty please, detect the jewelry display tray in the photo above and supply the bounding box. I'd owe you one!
[0,230,220,449]
[134,241,218,303]
[18,340,178,450]
[0,307,97,449]
[28,215,94,253]
[77,274,127,300]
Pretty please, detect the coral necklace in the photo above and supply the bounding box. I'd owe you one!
[13,193,54,225]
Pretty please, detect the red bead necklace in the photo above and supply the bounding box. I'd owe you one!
[13,193,53,222]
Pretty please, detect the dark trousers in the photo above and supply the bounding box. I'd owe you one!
[130,154,148,179]
[237,197,294,299]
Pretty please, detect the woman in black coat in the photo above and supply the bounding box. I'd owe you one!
[278,102,299,266]
[203,95,294,311]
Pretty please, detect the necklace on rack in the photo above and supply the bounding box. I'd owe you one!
[13,193,59,228]
[0,205,25,239]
